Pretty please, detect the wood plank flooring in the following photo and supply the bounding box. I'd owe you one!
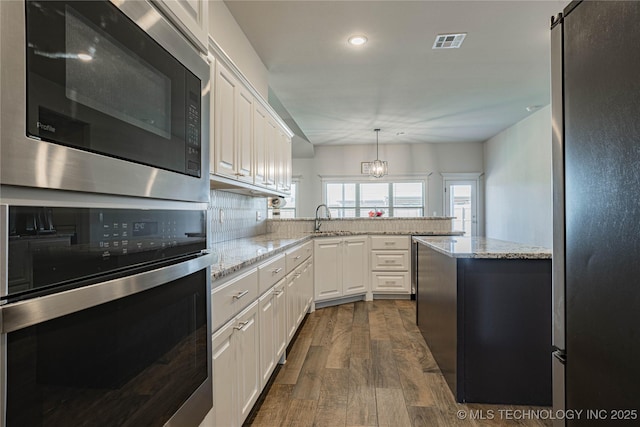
[246,300,551,427]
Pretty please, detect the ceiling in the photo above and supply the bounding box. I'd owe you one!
[225,0,568,149]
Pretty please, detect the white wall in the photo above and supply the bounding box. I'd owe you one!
[293,142,484,218]
[484,105,552,247]
[208,1,269,98]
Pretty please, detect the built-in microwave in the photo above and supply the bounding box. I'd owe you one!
[0,0,210,203]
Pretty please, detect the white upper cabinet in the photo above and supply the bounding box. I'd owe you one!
[212,62,254,183]
[213,61,238,179]
[236,87,254,183]
[152,0,209,53]
[276,128,292,194]
[265,118,278,191]
[253,102,268,187]
[208,47,293,195]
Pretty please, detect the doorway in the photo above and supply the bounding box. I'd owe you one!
[444,178,479,236]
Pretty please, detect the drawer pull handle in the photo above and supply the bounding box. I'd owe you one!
[385,260,396,263]
[385,281,396,285]
[384,242,396,245]
[233,321,250,330]
[233,290,249,299]
[294,255,301,260]
[272,267,283,274]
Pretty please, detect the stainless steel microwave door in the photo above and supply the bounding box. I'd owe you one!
[64,5,172,140]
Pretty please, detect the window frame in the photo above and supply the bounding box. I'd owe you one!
[321,175,428,218]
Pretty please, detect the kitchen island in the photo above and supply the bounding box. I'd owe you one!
[413,236,552,406]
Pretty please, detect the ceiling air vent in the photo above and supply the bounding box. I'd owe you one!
[433,33,467,49]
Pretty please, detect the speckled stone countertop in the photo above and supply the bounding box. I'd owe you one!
[210,230,464,281]
[412,236,552,259]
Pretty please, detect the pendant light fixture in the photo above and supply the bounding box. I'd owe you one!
[370,128,388,178]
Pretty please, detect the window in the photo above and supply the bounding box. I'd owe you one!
[268,182,297,218]
[324,180,424,218]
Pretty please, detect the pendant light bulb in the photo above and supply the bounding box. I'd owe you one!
[369,129,388,178]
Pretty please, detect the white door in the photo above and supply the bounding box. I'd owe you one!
[445,180,478,236]
[342,236,368,296]
[313,238,343,301]
[258,290,275,387]
[212,320,236,427]
[236,301,260,423]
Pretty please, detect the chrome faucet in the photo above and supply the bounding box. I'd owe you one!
[314,204,332,232]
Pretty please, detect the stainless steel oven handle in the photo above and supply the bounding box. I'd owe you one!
[0,252,214,333]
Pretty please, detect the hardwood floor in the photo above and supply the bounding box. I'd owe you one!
[246,300,551,427]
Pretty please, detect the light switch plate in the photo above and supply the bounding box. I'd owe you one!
[256,211,262,221]
[219,209,224,223]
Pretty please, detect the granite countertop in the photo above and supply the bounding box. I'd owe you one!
[210,230,464,280]
[271,216,455,221]
[412,236,552,259]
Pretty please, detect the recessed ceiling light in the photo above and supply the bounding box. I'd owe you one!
[348,35,368,46]
[432,33,467,49]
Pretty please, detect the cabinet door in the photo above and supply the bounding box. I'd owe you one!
[153,0,209,53]
[314,238,343,301]
[258,290,275,388]
[283,134,292,194]
[276,128,287,192]
[236,87,253,183]
[214,62,238,178]
[253,102,267,187]
[265,118,277,189]
[274,279,287,359]
[343,236,369,296]
[286,271,298,343]
[301,259,313,314]
[236,301,261,424]
[212,320,236,427]
[294,264,305,328]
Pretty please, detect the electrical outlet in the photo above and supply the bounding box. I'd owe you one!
[219,209,224,223]
[256,211,262,221]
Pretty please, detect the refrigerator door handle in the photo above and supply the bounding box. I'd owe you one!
[552,347,567,364]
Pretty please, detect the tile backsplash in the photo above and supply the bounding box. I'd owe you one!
[209,190,268,244]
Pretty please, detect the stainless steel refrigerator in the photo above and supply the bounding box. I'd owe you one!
[551,2,640,426]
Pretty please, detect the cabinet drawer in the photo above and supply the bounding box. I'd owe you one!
[286,241,312,272]
[258,254,286,294]
[212,268,259,331]
[371,251,409,271]
[370,235,409,250]
[371,272,410,293]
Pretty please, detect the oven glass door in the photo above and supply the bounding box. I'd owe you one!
[25,0,201,177]
[5,269,208,426]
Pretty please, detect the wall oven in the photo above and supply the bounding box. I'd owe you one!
[0,0,210,202]
[0,195,213,426]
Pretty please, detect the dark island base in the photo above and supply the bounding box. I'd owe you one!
[417,245,552,406]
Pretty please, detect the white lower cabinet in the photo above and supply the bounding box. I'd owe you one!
[301,258,313,315]
[274,279,287,359]
[259,278,286,388]
[286,266,304,343]
[314,236,368,302]
[370,235,411,294]
[212,300,260,427]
